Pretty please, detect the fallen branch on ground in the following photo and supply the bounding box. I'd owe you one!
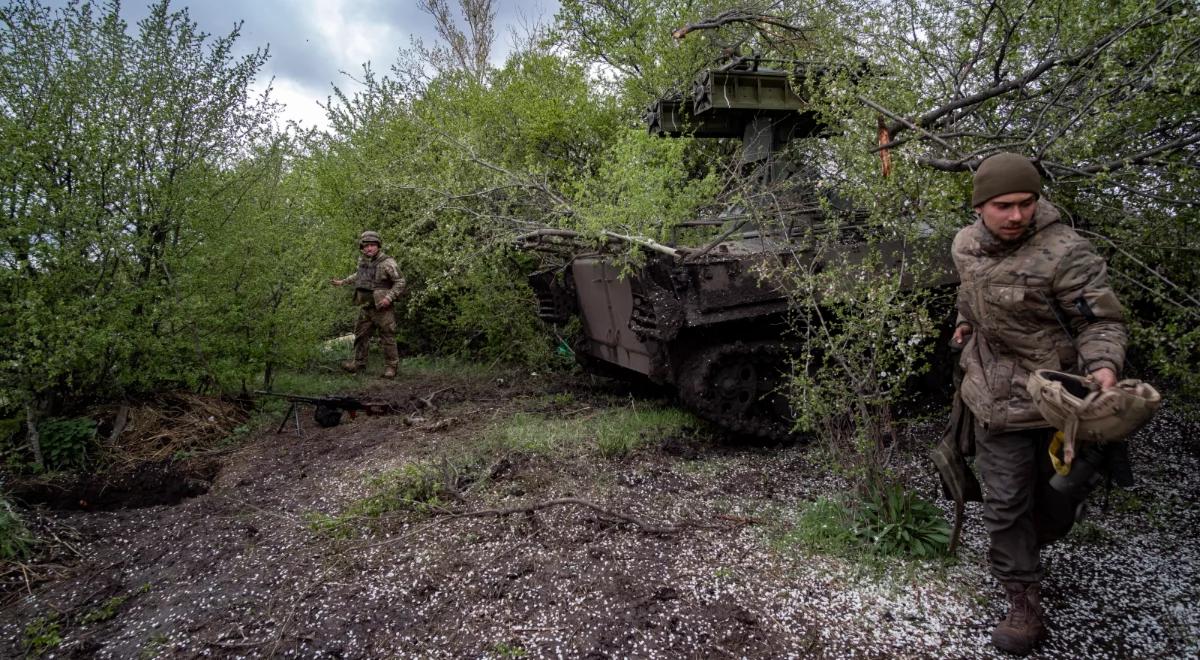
[420,387,453,410]
[445,497,738,535]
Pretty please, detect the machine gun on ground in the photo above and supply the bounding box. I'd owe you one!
[255,391,395,434]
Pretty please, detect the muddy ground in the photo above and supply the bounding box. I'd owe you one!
[2,367,1198,659]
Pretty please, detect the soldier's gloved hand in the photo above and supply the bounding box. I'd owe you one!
[1090,367,1117,389]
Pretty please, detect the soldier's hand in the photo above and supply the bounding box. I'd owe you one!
[953,323,973,345]
[1090,367,1117,389]
[377,296,392,309]
[331,278,343,287]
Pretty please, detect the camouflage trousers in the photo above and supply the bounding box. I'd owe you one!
[975,424,1081,583]
[352,305,399,368]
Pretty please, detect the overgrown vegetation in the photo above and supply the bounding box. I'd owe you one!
[1,0,1195,567]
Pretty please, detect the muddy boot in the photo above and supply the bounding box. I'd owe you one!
[382,365,397,379]
[341,360,362,374]
[992,582,1047,655]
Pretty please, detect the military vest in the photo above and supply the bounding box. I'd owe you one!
[353,252,398,307]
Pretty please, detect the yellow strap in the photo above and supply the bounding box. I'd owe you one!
[1049,431,1071,476]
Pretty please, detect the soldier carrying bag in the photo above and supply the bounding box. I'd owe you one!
[931,337,983,555]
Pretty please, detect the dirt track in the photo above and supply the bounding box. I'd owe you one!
[2,369,1198,658]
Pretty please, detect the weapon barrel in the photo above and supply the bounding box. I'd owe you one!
[255,391,386,414]
[254,391,331,405]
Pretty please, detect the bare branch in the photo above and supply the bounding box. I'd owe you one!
[886,6,1174,139]
[672,8,808,41]
[858,96,965,157]
[446,497,733,534]
[1045,133,1200,176]
[418,0,495,81]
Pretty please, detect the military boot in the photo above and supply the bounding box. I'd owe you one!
[382,365,397,379]
[992,582,1047,655]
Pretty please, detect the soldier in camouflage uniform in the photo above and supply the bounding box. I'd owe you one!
[951,153,1127,655]
[331,231,406,378]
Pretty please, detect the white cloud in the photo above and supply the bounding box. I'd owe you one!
[42,0,560,131]
[259,77,331,131]
[305,0,408,77]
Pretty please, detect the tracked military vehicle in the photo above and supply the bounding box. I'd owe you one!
[518,57,953,439]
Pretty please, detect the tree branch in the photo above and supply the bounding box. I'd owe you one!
[672,9,807,40]
[886,6,1173,138]
[446,497,733,534]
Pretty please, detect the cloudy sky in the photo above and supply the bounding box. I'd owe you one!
[55,0,559,130]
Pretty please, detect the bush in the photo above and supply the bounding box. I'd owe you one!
[38,417,98,472]
[1,416,99,474]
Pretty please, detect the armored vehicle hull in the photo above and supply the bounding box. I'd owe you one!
[522,230,952,439]
[520,56,956,439]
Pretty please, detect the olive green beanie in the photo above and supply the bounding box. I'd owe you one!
[971,153,1042,207]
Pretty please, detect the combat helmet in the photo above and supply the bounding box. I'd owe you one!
[1027,369,1161,461]
[359,230,382,247]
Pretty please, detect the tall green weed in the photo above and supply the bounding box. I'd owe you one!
[782,486,950,561]
[0,496,35,560]
[37,418,97,472]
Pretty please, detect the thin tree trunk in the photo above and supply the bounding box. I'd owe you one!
[25,401,44,471]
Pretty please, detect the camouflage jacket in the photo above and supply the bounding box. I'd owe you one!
[952,200,1127,431]
[346,251,406,307]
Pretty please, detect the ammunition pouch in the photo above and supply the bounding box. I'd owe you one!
[353,288,375,307]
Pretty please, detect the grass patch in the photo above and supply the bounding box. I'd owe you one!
[485,406,696,458]
[308,458,478,538]
[140,632,168,659]
[80,595,129,624]
[267,369,363,398]
[23,614,61,656]
[1068,520,1114,545]
[274,352,502,400]
[491,641,527,658]
[777,496,861,557]
[595,407,695,458]
[485,412,586,455]
[777,485,952,562]
[1107,487,1144,514]
[399,355,506,380]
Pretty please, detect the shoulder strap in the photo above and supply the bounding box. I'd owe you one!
[1038,290,1075,342]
